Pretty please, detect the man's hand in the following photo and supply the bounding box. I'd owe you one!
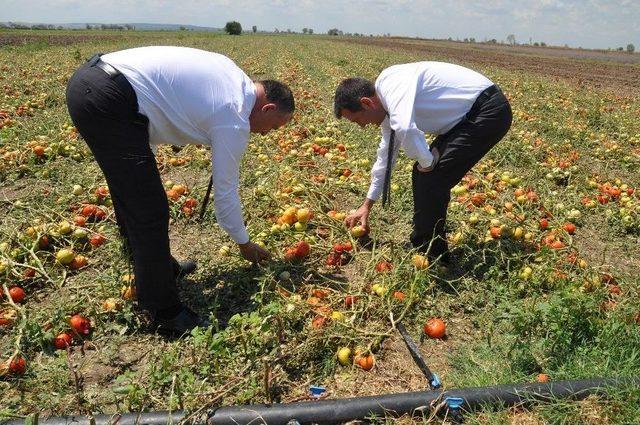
[238,241,272,264]
[344,199,374,232]
[416,146,440,173]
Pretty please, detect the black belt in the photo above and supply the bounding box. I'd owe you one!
[96,60,120,78]
[87,53,122,79]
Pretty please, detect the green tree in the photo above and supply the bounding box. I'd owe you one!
[627,43,635,53]
[224,21,242,35]
[252,25,257,33]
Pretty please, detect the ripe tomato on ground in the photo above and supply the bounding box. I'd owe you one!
[8,287,26,304]
[424,318,446,339]
[53,333,73,350]
[70,314,91,336]
[356,353,375,371]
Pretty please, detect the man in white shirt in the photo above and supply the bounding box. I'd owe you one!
[335,62,512,264]
[66,46,294,334]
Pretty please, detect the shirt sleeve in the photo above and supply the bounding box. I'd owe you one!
[209,125,250,244]
[377,73,434,169]
[366,123,401,201]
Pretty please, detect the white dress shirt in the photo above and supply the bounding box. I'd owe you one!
[101,46,256,244]
[367,61,493,201]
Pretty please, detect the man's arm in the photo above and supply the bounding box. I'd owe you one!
[210,126,271,263]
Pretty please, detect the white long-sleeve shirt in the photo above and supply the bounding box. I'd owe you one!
[101,46,255,244]
[367,61,493,201]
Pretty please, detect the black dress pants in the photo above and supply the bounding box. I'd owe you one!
[410,88,513,260]
[66,57,179,313]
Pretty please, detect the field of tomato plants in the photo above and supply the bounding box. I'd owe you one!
[1,31,640,424]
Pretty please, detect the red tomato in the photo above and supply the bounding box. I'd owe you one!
[93,208,106,221]
[375,261,392,273]
[424,318,446,339]
[38,235,50,249]
[74,216,87,227]
[294,241,310,258]
[344,295,357,307]
[53,332,73,350]
[311,289,328,298]
[1,356,26,376]
[8,356,26,375]
[89,234,105,247]
[81,204,98,217]
[562,222,577,234]
[539,218,549,230]
[537,373,550,383]
[357,354,375,371]
[393,291,406,301]
[8,287,26,304]
[183,198,198,208]
[325,253,338,266]
[284,248,297,262]
[311,316,326,329]
[70,314,91,336]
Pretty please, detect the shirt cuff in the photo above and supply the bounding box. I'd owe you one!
[417,154,434,169]
[229,228,250,245]
[367,184,383,201]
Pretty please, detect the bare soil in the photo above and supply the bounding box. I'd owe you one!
[336,38,640,97]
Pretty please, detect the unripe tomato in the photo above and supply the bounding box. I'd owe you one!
[337,347,352,366]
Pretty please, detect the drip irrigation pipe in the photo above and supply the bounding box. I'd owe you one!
[5,376,637,425]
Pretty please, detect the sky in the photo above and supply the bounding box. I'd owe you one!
[2,0,639,49]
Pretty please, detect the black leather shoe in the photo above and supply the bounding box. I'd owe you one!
[152,307,210,336]
[171,257,197,281]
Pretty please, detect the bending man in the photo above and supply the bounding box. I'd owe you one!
[334,61,511,263]
[66,46,294,334]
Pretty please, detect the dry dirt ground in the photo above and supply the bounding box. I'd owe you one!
[337,37,640,97]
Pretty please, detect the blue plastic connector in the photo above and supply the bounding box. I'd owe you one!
[430,373,442,389]
[309,385,326,397]
[444,396,464,411]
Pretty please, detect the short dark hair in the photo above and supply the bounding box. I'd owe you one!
[259,80,295,114]
[334,77,375,118]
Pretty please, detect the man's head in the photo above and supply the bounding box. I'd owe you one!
[334,77,386,127]
[250,80,295,135]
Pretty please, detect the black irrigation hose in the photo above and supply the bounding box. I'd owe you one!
[6,377,638,425]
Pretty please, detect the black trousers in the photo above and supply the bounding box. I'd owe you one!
[66,57,179,313]
[410,87,513,259]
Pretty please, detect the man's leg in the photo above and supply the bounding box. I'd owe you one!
[410,165,451,261]
[66,65,180,317]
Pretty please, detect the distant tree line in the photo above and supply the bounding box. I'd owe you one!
[85,24,136,30]
[0,22,135,30]
[0,22,63,30]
